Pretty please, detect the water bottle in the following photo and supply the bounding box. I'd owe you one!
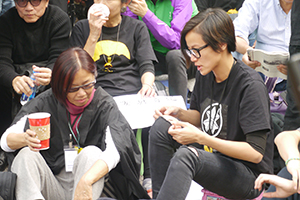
[20,72,37,105]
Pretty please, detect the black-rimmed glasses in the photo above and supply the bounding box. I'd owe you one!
[15,0,42,7]
[69,80,96,93]
[185,44,209,59]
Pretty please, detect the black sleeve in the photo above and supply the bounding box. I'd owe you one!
[239,80,271,134]
[246,129,268,155]
[0,10,18,87]
[70,20,90,48]
[133,20,157,69]
[139,60,155,77]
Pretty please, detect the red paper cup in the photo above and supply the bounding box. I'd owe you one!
[28,112,51,150]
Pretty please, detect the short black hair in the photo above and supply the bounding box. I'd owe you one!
[181,8,236,66]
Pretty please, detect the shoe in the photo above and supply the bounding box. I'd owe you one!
[143,178,152,198]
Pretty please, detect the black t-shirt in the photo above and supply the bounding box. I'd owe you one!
[70,16,157,96]
[194,0,244,12]
[190,59,273,174]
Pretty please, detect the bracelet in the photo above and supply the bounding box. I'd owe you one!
[285,157,300,165]
[143,83,153,89]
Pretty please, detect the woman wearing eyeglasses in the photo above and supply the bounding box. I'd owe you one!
[149,8,274,200]
[0,0,71,136]
[1,47,149,200]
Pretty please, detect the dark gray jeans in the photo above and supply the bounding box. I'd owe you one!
[283,45,300,131]
[149,117,262,200]
[154,50,196,103]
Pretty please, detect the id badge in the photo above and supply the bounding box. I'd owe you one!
[64,147,78,172]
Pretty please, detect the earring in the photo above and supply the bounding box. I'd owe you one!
[121,6,127,13]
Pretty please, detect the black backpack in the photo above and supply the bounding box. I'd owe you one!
[0,152,16,200]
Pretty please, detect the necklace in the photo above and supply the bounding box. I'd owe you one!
[100,19,122,72]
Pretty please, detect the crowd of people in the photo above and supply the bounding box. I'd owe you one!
[0,0,300,199]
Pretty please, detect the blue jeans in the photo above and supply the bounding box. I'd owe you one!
[262,167,300,200]
[0,0,15,16]
[149,117,262,200]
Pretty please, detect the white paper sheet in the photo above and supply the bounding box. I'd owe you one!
[113,94,187,129]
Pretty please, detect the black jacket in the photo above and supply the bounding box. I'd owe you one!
[12,87,149,200]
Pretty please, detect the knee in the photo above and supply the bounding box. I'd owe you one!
[80,145,101,155]
[14,147,41,162]
[166,50,185,66]
[170,147,199,170]
[166,50,183,61]
[173,147,192,160]
[149,117,171,143]
[11,147,42,170]
[75,145,102,164]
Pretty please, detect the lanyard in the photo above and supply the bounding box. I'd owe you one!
[68,112,83,148]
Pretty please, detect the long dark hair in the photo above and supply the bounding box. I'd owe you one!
[181,8,236,66]
[51,47,97,106]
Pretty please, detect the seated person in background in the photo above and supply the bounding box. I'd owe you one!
[123,0,198,103]
[0,47,149,200]
[255,130,300,200]
[149,8,274,200]
[70,0,157,97]
[284,0,300,131]
[0,0,71,135]
[234,0,292,91]
[70,0,157,195]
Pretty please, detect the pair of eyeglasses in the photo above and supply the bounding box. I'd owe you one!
[185,44,209,59]
[69,80,96,93]
[15,0,42,7]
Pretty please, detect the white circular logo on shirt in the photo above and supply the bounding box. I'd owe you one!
[201,103,223,137]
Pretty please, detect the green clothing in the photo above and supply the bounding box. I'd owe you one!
[139,0,198,55]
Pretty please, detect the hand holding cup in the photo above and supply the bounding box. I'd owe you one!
[28,112,51,150]
[24,129,41,152]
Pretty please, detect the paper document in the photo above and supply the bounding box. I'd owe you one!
[247,48,289,80]
[113,94,186,129]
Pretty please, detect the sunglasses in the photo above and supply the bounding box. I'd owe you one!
[15,0,42,7]
[185,44,209,59]
[69,80,96,93]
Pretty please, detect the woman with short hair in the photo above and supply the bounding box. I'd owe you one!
[149,8,274,200]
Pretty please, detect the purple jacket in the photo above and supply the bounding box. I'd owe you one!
[123,0,196,51]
